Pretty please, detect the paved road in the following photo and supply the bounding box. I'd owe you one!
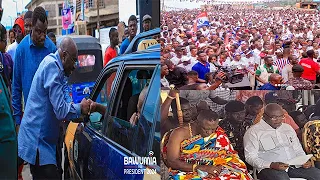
[22,164,32,180]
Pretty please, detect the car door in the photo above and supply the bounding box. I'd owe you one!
[71,61,159,179]
[130,64,161,176]
[68,61,124,179]
[99,63,158,179]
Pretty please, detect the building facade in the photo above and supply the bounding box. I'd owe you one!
[25,0,119,36]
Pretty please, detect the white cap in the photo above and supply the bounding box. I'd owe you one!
[181,56,191,62]
[286,86,295,90]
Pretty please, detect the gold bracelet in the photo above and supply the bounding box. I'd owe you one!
[167,95,175,100]
[192,164,198,172]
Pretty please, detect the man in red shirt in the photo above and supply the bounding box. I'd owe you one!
[104,28,119,67]
[299,50,320,84]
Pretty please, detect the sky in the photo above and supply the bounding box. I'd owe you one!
[1,0,31,28]
[163,0,205,9]
[163,0,272,10]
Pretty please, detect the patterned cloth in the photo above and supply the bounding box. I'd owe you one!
[273,58,289,74]
[168,126,251,180]
[285,77,314,90]
[219,119,251,162]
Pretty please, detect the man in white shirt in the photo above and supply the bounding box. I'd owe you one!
[229,53,248,67]
[177,56,193,72]
[189,46,198,65]
[244,103,320,180]
[201,25,210,37]
[282,55,298,83]
[170,47,184,65]
[253,40,263,65]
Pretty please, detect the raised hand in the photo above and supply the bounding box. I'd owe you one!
[80,98,90,115]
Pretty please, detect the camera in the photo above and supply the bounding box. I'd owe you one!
[213,63,245,84]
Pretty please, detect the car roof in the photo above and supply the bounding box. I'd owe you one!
[109,48,160,64]
[147,44,160,50]
[124,28,160,54]
[56,35,101,50]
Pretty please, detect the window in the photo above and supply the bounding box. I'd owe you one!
[87,0,103,8]
[106,66,155,154]
[88,0,94,8]
[78,54,95,67]
[58,4,63,16]
[99,0,104,8]
[88,68,118,132]
[135,65,160,160]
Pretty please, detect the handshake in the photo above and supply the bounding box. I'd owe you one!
[80,98,98,116]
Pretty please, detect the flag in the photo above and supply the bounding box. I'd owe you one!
[193,12,209,32]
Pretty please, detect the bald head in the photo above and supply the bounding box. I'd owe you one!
[265,103,282,114]
[59,37,77,54]
[59,37,78,77]
[269,74,279,81]
[264,103,285,129]
[269,73,283,86]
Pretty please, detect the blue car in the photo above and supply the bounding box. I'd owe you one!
[64,39,160,179]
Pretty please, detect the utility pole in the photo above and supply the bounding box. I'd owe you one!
[97,0,100,41]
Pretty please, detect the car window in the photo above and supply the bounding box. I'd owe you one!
[133,65,160,161]
[88,68,117,132]
[78,54,96,67]
[106,65,156,153]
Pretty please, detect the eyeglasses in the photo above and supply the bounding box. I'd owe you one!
[264,113,285,121]
[64,51,78,66]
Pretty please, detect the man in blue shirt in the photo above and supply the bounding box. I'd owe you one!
[17,37,99,179]
[120,15,137,54]
[258,73,282,90]
[12,6,57,130]
[192,51,210,80]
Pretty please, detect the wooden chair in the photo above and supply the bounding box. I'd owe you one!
[302,120,320,167]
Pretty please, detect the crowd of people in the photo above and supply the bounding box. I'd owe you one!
[161,90,320,180]
[0,5,155,179]
[160,7,320,90]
